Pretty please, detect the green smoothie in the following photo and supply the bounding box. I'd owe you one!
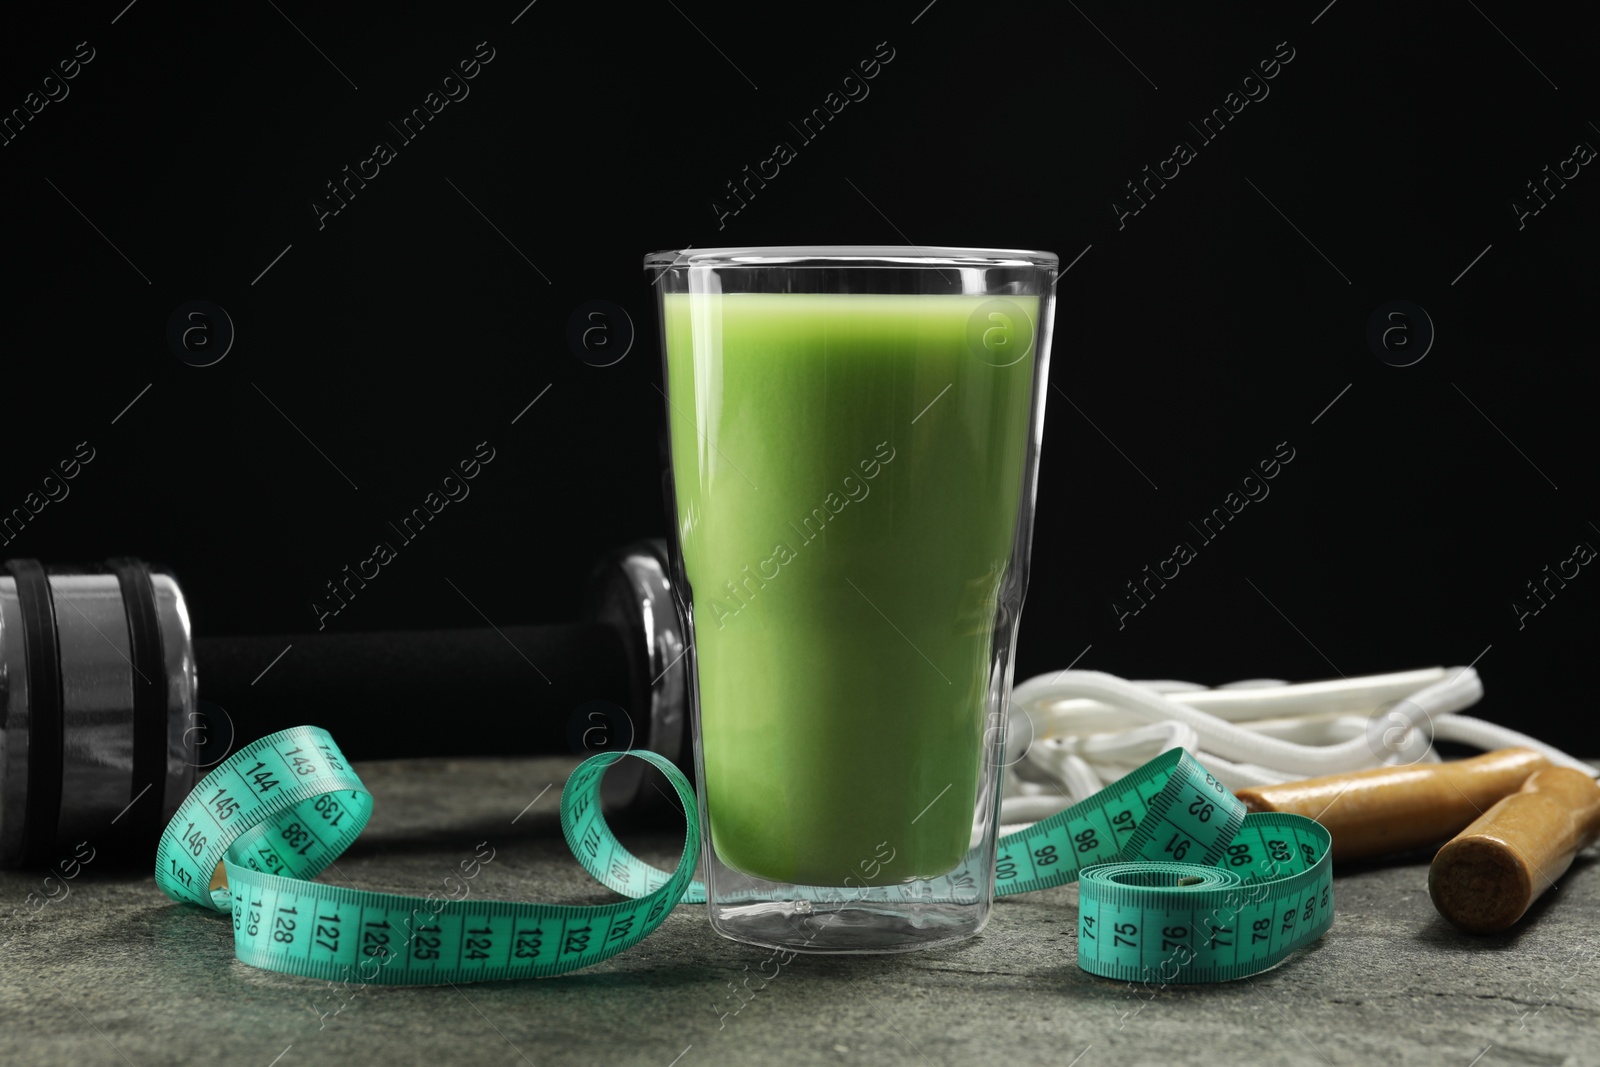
[664,293,1037,887]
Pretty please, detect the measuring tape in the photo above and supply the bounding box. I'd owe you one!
[155,728,1331,985]
[987,748,1334,983]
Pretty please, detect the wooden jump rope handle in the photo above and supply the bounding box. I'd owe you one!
[1429,766,1600,933]
[1235,748,1551,861]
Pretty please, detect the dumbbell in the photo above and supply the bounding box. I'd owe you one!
[0,541,688,869]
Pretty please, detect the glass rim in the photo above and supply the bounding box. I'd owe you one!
[642,245,1058,271]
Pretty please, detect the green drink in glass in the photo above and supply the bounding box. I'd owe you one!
[647,248,1056,953]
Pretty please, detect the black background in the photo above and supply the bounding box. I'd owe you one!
[3,1,1595,750]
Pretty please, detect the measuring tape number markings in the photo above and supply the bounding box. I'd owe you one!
[989,749,1333,982]
[155,728,1331,985]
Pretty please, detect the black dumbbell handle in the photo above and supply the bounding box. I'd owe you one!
[194,623,634,762]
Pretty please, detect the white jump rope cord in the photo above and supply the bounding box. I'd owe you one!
[996,667,1591,833]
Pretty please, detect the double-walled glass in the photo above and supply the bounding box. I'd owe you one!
[645,246,1057,953]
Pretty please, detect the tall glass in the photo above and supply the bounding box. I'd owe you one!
[645,247,1057,952]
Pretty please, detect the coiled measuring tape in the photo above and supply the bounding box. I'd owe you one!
[155,728,1331,985]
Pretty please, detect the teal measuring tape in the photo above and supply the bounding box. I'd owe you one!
[987,748,1334,983]
[155,728,1331,985]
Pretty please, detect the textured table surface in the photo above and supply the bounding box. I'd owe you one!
[3,756,1597,1067]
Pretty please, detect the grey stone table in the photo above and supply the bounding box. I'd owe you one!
[4,756,1597,1067]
